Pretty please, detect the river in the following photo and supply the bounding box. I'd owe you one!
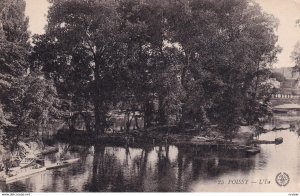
[1,121,300,192]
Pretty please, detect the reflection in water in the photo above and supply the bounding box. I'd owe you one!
[1,121,300,192]
[191,122,300,192]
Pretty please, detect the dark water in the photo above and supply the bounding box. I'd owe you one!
[1,121,300,192]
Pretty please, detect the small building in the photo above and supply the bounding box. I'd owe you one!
[273,78,300,98]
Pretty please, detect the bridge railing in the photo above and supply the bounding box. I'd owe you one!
[272,94,300,99]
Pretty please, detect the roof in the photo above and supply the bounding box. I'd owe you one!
[281,78,299,88]
[278,88,300,95]
[273,67,299,78]
[273,104,300,109]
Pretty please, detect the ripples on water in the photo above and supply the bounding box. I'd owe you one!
[1,122,300,192]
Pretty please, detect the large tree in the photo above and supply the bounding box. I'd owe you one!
[0,0,30,131]
[33,0,126,135]
[166,0,280,137]
[0,0,60,146]
[116,0,176,128]
[0,0,30,81]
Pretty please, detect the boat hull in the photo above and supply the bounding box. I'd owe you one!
[0,167,46,184]
[45,158,80,170]
[0,158,80,184]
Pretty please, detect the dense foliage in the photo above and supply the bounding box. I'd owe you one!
[0,0,59,147]
[0,0,280,142]
[31,0,280,139]
[292,41,300,73]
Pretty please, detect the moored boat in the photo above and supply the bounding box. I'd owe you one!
[0,164,45,184]
[0,158,80,184]
[45,158,80,170]
[36,146,59,156]
[245,147,261,155]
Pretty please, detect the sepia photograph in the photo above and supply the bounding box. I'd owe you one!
[0,0,300,194]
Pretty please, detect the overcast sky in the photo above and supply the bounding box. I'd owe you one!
[25,0,300,68]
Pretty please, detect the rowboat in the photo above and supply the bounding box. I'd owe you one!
[0,158,80,184]
[0,164,46,183]
[245,147,261,155]
[36,146,59,156]
[45,158,80,170]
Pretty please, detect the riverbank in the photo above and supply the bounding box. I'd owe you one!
[54,126,264,156]
[55,126,223,145]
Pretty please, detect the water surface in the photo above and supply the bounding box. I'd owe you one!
[1,122,300,192]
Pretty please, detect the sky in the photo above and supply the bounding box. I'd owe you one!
[24,0,300,68]
[25,0,50,35]
[255,0,300,67]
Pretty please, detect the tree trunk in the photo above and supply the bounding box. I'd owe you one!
[93,61,103,136]
[125,112,131,132]
[158,96,167,125]
[134,113,140,130]
[93,98,102,135]
[83,113,92,132]
[178,100,188,129]
[199,106,211,133]
[144,100,153,128]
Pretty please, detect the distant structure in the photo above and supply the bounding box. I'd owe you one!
[272,66,300,99]
[273,67,300,78]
